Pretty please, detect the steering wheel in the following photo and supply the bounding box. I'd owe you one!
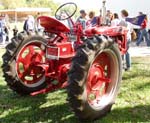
[55,2,77,21]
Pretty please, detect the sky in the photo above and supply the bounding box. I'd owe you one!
[55,0,150,17]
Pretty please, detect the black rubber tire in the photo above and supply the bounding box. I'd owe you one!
[67,35,122,121]
[2,32,47,95]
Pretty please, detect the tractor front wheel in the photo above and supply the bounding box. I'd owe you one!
[67,35,122,121]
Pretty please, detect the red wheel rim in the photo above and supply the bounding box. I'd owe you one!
[16,41,46,87]
[86,50,119,107]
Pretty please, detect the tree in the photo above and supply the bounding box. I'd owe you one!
[0,0,27,9]
[26,0,58,15]
[0,0,59,15]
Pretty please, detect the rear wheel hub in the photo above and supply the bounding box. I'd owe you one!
[86,53,111,106]
[16,42,46,87]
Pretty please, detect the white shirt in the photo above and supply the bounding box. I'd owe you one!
[119,18,133,41]
[27,16,35,31]
[111,18,120,26]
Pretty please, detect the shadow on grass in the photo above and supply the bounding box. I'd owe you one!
[0,84,79,123]
[133,81,150,91]
[122,63,150,80]
[1,82,150,123]
[105,105,150,123]
[0,102,78,123]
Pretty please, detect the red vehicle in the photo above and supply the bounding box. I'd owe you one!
[2,2,128,121]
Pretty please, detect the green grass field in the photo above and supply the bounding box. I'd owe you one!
[0,48,150,123]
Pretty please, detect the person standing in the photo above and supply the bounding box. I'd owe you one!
[98,9,103,26]
[3,14,10,42]
[111,13,120,26]
[76,10,87,30]
[105,10,113,26]
[0,15,6,44]
[86,11,99,27]
[23,15,35,34]
[23,17,28,32]
[35,12,43,33]
[119,9,133,71]
[87,11,95,26]
[136,14,150,46]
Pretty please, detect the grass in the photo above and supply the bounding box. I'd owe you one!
[0,48,150,123]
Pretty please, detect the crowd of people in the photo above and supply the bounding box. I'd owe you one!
[76,9,150,46]
[0,13,43,44]
[23,13,43,35]
[75,9,150,71]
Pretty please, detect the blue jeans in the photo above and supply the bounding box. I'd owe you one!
[123,40,131,69]
[125,51,131,68]
[136,29,150,46]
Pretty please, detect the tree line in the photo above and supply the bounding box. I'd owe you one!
[0,0,58,15]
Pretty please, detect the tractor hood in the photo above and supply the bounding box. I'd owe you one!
[85,26,128,37]
[38,16,70,33]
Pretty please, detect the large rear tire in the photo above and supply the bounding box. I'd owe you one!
[67,35,122,121]
[2,33,47,95]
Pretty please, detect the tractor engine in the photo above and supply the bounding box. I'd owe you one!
[36,41,75,94]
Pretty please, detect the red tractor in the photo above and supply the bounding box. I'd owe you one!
[2,2,128,121]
